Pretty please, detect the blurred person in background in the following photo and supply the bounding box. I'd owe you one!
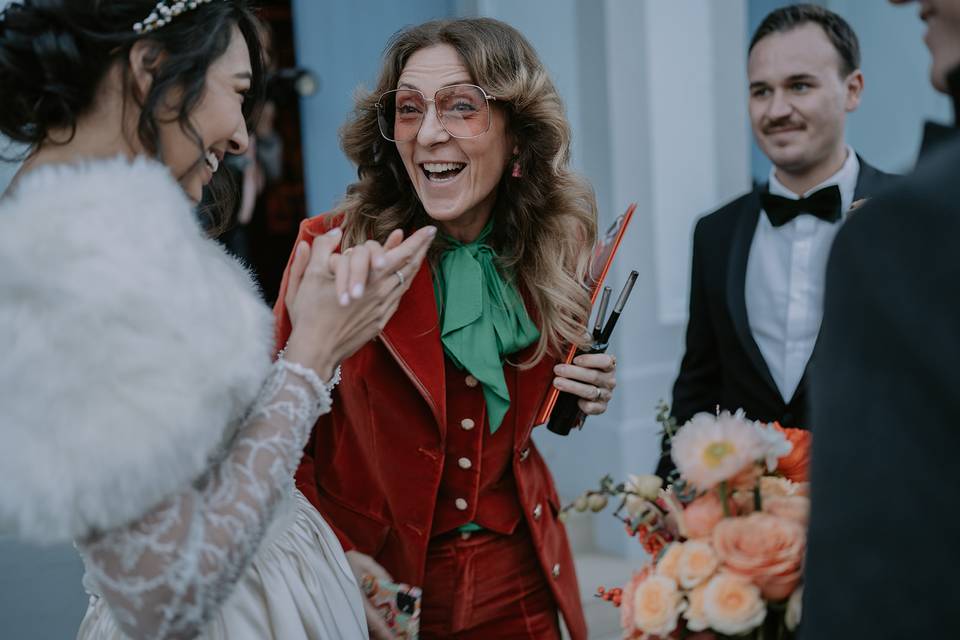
[803,0,960,637]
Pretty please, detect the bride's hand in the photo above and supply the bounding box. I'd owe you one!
[282,226,436,379]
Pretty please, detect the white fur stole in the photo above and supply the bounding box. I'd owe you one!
[0,157,274,543]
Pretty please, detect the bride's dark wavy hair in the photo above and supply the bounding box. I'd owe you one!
[339,18,598,363]
[0,0,266,224]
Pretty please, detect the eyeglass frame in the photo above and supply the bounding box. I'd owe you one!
[375,83,502,143]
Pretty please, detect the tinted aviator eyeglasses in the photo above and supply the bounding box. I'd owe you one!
[376,84,500,143]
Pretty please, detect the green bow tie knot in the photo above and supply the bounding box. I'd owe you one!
[435,222,540,433]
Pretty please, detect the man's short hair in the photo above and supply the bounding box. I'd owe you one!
[749,4,861,77]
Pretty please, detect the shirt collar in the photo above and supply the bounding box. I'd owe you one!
[767,145,860,217]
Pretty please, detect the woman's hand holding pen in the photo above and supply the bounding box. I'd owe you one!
[552,353,617,416]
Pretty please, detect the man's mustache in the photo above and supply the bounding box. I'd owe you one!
[762,118,805,135]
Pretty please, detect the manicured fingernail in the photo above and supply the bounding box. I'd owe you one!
[352,284,364,298]
[296,241,307,256]
[339,293,350,306]
[374,256,386,268]
[425,226,437,236]
[327,227,342,236]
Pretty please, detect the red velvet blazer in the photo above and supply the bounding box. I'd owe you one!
[273,214,587,640]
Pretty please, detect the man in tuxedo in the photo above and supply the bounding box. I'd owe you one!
[802,1,960,637]
[657,4,896,478]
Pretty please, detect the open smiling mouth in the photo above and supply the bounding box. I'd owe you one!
[204,150,221,174]
[421,162,466,183]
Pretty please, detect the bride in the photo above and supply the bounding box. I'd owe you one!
[0,1,433,638]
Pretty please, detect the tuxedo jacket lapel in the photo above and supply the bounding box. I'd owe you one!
[792,157,894,404]
[853,156,885,201]
[726,186,780,397]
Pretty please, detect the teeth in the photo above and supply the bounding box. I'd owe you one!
[205,151,220,173]
[422,162,465,173]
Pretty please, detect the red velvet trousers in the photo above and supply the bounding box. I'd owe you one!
[420,525,562,639]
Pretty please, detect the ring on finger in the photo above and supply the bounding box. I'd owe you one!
[594,385,602,401]
[395,270,405,287]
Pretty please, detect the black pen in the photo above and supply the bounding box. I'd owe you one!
[600,270,638,344]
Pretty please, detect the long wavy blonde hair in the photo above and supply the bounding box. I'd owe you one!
[338,17,597,363]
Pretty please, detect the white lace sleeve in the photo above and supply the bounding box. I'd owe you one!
[78,358,338,640]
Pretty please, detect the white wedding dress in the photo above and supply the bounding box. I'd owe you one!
[0,158,367,639]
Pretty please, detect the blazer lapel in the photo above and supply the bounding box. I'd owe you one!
[726,187,780,396]
[514,345,555,445]
[380,261,447,436]
[853,155,883,201]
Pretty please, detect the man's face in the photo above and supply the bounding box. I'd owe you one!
[892,0,960,92]
[748,23,863,176]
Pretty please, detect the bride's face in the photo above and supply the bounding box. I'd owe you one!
[155,26,253,204]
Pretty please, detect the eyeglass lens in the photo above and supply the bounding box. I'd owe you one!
[378,84,491,142]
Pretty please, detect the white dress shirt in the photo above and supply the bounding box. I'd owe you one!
[745,147,860,402]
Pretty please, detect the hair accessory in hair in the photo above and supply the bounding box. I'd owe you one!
[133,0,214,35]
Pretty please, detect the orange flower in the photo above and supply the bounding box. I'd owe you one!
[712,512,805,600]
[771,423,811,483]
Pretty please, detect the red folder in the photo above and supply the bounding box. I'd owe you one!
[534,203,637,426]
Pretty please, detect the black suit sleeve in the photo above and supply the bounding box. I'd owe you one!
[656,220,722,479]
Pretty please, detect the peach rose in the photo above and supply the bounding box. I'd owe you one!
[678,540,720,589]
[628,575,686,637]
[620,565,654,632]
[683,583,710,632]
[712,512,805,600]
[763,495,810,527]
[702,573,766,635]
[729,463,763,492]
[683,493,727,539]
[655,542,684,583]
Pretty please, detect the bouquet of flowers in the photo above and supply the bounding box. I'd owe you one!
[563,404,811,639]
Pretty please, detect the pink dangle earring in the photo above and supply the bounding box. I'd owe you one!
[511,157,523,178]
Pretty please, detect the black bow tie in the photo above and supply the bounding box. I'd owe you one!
[760,184,842,227]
